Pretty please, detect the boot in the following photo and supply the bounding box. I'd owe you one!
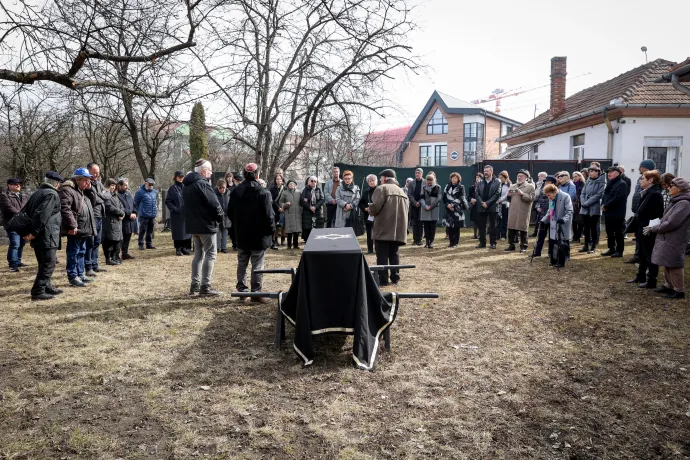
[122,253,136,260]
[601,249,615,256]
[664,291,685,299]
[69,277,86,287]
[85,269,98,277]
[45,287,64,295]
[199,285,222,296]
[627,277,643,284]
[653,286,674,294]
[176,248,183,256]
[181,248,191,256]
[639,280,656,289]
[504,245,516,252]
[578,246,589,253]
[189,282,200,295]
[31,293,55,301]
[588,245,597,254]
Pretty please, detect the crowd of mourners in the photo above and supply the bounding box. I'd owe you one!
[1,159,689,301]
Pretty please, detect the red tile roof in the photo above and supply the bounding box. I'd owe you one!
[505,59,690,140]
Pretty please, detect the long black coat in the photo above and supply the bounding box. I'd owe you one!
[102,190,125,241]
[24,184,61,250]
[182,173,224,235]
[165,182,190,240]
[118,191,138,234]
[228,180,275,250]
[269,184,286,224]
[602,175,628,219]
[215,188,232,228]
[300,185,325,230]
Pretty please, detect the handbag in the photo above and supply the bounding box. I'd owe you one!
[624,215,638,234]
[7,211,33,237]
[346,208,365,237]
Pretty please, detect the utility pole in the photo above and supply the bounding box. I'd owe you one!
[534,104,538,119]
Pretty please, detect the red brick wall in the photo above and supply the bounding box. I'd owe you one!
[484,117,501,159]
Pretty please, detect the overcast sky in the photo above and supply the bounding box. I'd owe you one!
[373,0,690,130]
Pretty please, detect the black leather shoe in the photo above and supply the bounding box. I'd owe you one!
[578,246,589,253]
[601,250,615,256]
[504,246,516,252]
[31,293,55,301]
[199,285,222,296]
[624,258,639,264]
[627,278,642,284]
[490,244,497,249]
[45,287,64,295]
[639,282,656,289]
[189,282,200,295]
[475,244,486,249]
[611,253,623,258]
[664,291,685,299]
[653,286,674,294]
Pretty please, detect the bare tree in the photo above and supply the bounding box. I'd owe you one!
[0,89,79,186]
[0,0,203,97]
[199,0,418,179]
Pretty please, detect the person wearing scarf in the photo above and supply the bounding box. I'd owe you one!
[407,168,425,245]
[300,176,325,242]
[334,170,361,229]
[505,169,536,253]
[627,170,664,289]
[442,172,467,248]
[540,183,573,268]
[279,179,302,249]
[420,173,441,248]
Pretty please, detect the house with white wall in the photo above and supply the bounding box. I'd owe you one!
[499,57,690,215]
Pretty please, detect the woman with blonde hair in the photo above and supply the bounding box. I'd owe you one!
[497,170,511,240]
[420,173,441,248]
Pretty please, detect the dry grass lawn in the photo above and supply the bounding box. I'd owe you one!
[0,229,689,459]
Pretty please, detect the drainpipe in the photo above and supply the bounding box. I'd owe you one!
[671,74,690,97]
[603,108,614,160]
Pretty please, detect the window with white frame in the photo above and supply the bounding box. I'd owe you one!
[427,109,448,135]
[571,134,585,161]
[420,144,447,167]
[644,137,682,175]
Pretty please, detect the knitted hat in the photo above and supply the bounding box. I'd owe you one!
[639,159,656,171]
[379,169,396,179]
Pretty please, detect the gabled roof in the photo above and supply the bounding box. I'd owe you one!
[399,90,523,160]
[503,59,690,142]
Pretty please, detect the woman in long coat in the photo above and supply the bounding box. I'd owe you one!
[540,184,573,268]
[117,179,138,260]
[505,169,536,252]
[102,179,125,265]
[442,172,467,248]
[571,171,586,242]
[215,179,232,253]
[334,170,361,228]
[269,174,286,249]
[359,174,378,254]
[279,179,302,249]
[165,172,191,256]
[420,173,441,248]
[468,173,482,239]
[648,177,690,299]
[628,170,664,289]
[300,176,325,242]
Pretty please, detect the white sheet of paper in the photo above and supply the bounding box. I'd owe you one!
[648,218,661,227]
[368,215,374,222]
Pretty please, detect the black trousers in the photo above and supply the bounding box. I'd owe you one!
[499,204,509,238]
[229,227,237,249]
[605,216,625,254]
[448,226,460,246]
[423,221,436,245]
[287,232,300,248]
[582,214,600,248]
[573,221,584,240]
[174,238,192,249]
[365,220,374,253]
[411,218,423,244]
[375,240,401,284]
[477,212,498,246]
[636,234,658,282]
[121,232,132,255]
[326,204,337,228]
[533,223,547,256]
[633,228,641,259]
[508,229,528,249]
[32,247,57,296]
[548,239,570,266]
[102,239,122,261]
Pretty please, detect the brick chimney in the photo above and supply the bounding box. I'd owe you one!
[550,56,567,120]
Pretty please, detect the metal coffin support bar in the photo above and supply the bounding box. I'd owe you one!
[248,267,296,349]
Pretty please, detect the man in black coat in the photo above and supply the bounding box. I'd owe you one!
[472,164,501,249]
[601,166,628,257]
[183,159,225,296]
[23,171,63,300]
[1,177,29,272]
[406,168,425,245]
[228,163,275,302]
[117,178,137,260]
[84,163,106,276]
[165,171,192,256]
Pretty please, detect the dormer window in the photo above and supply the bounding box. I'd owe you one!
[427,109,448,135]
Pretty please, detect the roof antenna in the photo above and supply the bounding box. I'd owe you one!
[641,46,648,64]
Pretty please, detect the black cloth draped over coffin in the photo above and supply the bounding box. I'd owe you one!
[278,227,399,370]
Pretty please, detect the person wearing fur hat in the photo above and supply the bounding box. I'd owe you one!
[505,169,535,253]
[578,165,606,254]
[279,179,302,249]
[647,177,690,299]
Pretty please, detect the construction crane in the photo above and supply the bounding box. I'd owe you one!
[472,73,592,113]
